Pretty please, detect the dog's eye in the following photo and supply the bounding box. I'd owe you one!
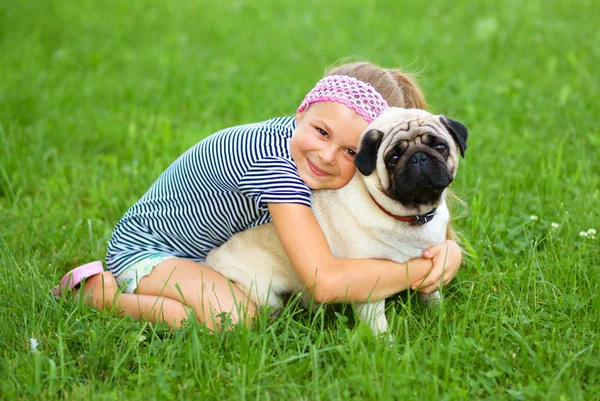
[434,144,447,153]
[387,154,400,167]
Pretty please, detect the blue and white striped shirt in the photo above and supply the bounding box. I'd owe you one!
[106,116,311,276]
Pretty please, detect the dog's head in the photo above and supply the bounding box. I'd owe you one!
[354,107,468,215]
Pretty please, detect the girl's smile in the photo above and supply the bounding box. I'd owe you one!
[307,158,330,177]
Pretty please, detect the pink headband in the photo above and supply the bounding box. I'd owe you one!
[297,75,390,123]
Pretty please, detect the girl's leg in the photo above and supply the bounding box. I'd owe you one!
[135,258,256,331]
[82,272,191,328]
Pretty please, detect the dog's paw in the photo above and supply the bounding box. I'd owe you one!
[383,332,396,347]
[418,290,441,306]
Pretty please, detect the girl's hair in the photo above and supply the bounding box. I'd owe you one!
[325,61,428,110]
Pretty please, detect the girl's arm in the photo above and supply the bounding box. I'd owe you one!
[268,202,434,304]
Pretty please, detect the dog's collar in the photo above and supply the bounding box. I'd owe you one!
[369,195,437,226]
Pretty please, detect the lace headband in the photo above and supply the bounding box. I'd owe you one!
[297,75,390,123]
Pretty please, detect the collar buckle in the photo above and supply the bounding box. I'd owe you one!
[409,209,437,226]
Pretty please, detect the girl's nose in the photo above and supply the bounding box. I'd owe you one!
[318,147,337,165]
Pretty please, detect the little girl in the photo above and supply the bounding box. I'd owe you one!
[57,61,463,329]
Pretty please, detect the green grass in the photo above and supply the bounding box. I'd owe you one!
[1,0,599,399]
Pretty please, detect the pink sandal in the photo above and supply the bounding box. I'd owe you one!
[53,261,105,298]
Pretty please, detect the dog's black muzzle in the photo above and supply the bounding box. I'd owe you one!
[390,151,453,207]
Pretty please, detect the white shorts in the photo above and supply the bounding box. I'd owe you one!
[115,254,177,294]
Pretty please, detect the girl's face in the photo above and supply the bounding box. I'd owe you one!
[291,102,368,190]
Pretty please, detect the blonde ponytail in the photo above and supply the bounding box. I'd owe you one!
[325,61,427,110]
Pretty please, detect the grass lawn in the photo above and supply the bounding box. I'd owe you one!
[1,0,599,399]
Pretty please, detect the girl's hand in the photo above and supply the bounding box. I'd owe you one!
[411,240,462,294]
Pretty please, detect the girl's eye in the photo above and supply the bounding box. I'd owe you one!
[434,143,447,153]
[316,128,328,137]
[345,149,357,157]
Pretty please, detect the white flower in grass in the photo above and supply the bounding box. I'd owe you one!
[579,231,588,238]
[530,215,539,221]
[588,229,596,235]
[29,338,39,352]
[551,222,560,229]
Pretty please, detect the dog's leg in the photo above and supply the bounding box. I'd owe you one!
[355,300,388,335]
[418,290,440,306]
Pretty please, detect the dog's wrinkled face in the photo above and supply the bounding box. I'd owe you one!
[355,108,468,213]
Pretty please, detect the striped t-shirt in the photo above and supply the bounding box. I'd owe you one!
[105,116,311,276]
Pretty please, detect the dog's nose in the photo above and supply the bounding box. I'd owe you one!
[411,152,429,166]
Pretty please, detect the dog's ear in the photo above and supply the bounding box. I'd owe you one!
[355,129,384,176]
[440,116,468,158]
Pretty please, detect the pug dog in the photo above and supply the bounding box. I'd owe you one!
[205,107,468,335]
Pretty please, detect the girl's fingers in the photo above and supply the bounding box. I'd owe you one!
[418,283,440,295]
[418,273,454,294]
[413,265,450,291]
[423,240,451,257]
[410,279,422,290]
[412,271,441,290]
[414,240,459,293]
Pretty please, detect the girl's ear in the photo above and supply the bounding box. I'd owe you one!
[354,129,384,175]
